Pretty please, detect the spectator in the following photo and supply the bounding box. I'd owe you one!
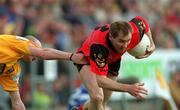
[20,74,32,108]
[33,83,52,110]
[52,74,70,109]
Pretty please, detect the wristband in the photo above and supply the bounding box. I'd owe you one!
[70,53,74,61]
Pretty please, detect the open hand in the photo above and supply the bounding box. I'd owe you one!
[128,83,148,100]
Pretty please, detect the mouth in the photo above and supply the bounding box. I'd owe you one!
[117,47,127,53]
[116,48,123,53]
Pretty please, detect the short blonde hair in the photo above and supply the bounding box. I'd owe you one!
[26,35,42,48]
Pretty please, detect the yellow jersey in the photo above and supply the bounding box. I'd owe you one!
[0,35,31,75]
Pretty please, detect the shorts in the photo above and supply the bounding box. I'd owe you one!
[74,63,90,72]
[0,66,21,92]
[74,51,121,77]
[74,62,120,77]
[74,51,90,72]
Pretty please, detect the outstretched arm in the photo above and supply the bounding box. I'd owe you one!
[29,45,88,64]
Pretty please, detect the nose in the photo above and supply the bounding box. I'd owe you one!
[123,42,129,48]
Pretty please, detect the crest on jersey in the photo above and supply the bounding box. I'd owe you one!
[94,53,106,68]
[138,21,146,31]
[90,44,109,68]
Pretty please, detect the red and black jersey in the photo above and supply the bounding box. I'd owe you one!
[128,16,150,49]
[77,16,150,76]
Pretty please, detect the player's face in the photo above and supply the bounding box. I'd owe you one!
[110,32,132,53]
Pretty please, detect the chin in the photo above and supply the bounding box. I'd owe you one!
[117,49,124,53]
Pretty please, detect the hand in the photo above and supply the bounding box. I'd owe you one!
[71,53,89,64]
[127,83,148,100]
[135,42,155,59]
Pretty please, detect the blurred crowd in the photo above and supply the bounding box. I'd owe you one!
[0,0,180,110]
[0,0,180,49]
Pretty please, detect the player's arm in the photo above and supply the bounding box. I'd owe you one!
[143,29,156,57]
[133,16,156,59]
[98,60,147,100]
[29,44,88,64]
[96,75,148,100]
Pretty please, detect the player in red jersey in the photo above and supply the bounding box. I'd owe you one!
[73,16,155,110]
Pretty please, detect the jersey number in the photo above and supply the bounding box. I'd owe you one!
[94,25,109,32]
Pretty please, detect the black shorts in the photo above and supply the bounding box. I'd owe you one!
[74,60,121,77]
[74,63,88,72]
[74,52,121,77]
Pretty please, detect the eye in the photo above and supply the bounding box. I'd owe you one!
[118,40,124,43]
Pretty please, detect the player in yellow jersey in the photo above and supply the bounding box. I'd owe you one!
[0,34,88,110]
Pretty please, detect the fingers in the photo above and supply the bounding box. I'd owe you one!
[130,92,144,100]
[135,94,144,100]
[146,49,153,56]
[137,83,148,95]
[136,83,144,86]
[129,83,148,100]
[138,89,148,95]
[146,45,155,56]
[133,91,146,100]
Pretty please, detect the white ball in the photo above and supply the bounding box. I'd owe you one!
[128,34,150,57]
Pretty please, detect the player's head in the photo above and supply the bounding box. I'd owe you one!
[26,35,42,48]
[24,35,42,62]
[109,21,132,53]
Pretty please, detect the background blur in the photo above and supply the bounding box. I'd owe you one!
[0,0,179,110]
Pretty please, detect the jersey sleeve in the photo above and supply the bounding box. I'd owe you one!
[134,16,150,32]
[89,44,109,76]
[130,16,150,42]
[9,36,31,55]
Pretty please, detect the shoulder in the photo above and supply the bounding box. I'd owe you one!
[130,16,150,32]
[89,24,110,44]
[134,16,148,22]
[94,24,110,31]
